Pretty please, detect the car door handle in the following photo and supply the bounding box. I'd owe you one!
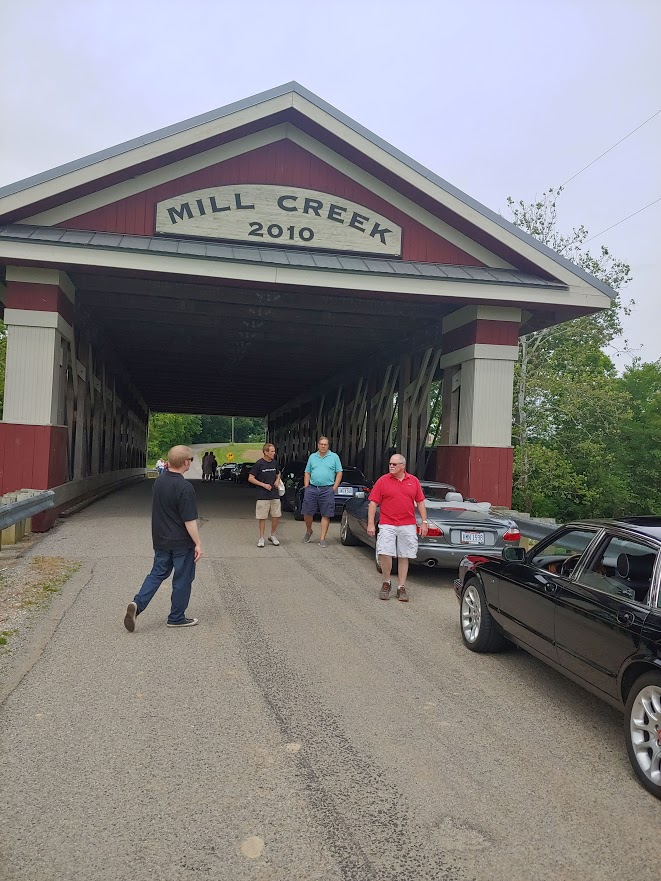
[616,610,635,626]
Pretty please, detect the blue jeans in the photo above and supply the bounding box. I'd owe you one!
[134,547,196,624]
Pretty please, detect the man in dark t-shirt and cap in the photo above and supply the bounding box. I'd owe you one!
[248,443,281,547]
[124,444,203,632]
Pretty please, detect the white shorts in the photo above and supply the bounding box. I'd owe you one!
[376,524,418,559]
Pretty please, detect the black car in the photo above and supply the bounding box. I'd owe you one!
[454,517,661,798]
[280,460,372,520]
[219,462,236,481]
[230,462,253,484]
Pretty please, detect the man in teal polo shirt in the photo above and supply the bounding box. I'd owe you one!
[302,436,343,547]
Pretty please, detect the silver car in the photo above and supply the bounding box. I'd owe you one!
[340,481,521,569]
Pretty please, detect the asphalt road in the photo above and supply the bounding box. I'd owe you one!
[1,478,660,881]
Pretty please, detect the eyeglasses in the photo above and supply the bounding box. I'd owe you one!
[389,462,402,467]
[187,457,194,462]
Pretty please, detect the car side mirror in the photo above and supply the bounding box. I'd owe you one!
[502,546,525,562]
[355,491,366,499]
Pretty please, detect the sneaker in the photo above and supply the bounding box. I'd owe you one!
[397,586,409,603]
[166,617,199,627]
[319,540,328,548]
[303,532,313,543]
[124,601,138,632]
[268,535,280,546]
[379,582,391,601]
[257,537,265,547]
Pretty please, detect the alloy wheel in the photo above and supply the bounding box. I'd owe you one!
[461,583,482,643]
[629,684,661,789]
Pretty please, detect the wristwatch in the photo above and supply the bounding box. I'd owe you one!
[422,520,428,523]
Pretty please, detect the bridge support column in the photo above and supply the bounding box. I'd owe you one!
[436,306,520,506]
[0,269,74,527]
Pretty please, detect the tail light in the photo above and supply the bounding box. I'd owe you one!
[503,527,521,542]
[418,520,443,537]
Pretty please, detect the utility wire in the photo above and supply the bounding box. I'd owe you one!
[585,195,661,242]
[560,107,661,188]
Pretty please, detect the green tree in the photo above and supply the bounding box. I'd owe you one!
[616,360,661,514]
[147,413,202,460]
[507,187,634,518]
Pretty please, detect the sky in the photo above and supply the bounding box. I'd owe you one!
[1,0,659,366]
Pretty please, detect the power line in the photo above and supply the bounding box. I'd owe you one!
[585,196,661,242]
[560,107,661,188]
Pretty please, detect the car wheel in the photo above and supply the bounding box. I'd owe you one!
[625,671,661,799]
[294,492,304,521]
[460,578,506,653]
[340,510,360,546]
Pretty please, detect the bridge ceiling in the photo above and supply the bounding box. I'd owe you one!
[71,271,453,415]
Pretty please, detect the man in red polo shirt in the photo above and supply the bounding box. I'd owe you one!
[367,453,428,602]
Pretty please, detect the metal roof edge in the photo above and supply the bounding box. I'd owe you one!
[0,81,616,301]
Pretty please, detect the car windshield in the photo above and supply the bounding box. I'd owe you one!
[421,484,457,501]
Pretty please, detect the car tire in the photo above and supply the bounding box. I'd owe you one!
[460,578,506,653]
[294,492,304,521]
[625,671,661,799]
[340,510,360,546]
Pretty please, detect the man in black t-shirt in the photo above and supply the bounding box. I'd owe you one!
[124,445,204,632]
[248,443,281,548]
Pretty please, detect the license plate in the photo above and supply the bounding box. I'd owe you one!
[461,531,484,545]
[337,487,354,496]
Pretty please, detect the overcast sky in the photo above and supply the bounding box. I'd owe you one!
[1,0,659,365]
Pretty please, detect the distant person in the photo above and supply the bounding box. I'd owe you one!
[302,436,342,548]
[248,443,281,547]
[201,451,212,481]
[210,452,218,481]
[155,457,165,475]
[123,445,203,631]
[367,453,428,603]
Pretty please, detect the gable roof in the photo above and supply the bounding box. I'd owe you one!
[0,82,615,300]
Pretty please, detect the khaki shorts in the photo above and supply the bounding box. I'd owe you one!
[256,499,282,520]
[376,524,418,559]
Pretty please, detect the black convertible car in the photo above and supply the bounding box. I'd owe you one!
[454,517,661,798]
[280,460,372,519]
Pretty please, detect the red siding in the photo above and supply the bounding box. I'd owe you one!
[434,445,513,507]
[0,424,68,496]
[5,282,74,325]
[60,140,483,266]
[442,319,520,354]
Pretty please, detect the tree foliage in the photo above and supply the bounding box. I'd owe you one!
[192,415,265,444]
[147,413,202,459]
[507,187,661,520]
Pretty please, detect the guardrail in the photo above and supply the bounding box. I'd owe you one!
[0,489,55,547]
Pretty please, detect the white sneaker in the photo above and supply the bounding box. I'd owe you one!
[257,537,265,547]
[268,535,280,546]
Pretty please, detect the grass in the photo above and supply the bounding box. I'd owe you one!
[0,629,17,646]
[202,442,263,464]
[18,557,81,609]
